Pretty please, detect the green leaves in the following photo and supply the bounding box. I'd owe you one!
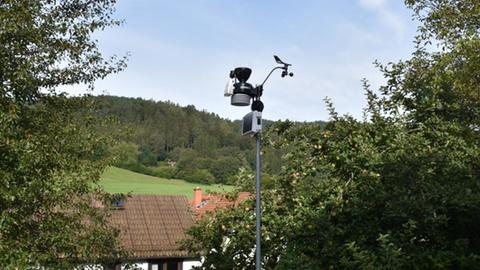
[0,0,127,100]
[184,1,480,269]
[406,0,480,47]
[1,0,127,268]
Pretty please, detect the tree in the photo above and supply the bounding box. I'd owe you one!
[183,1,480,269]
[137,145,157,166]
[93,95,261,183]
[0,0,127,268]
[111,141,139,167]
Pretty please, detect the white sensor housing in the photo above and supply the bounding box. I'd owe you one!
[242,111,262,136]
[224,78,234,97]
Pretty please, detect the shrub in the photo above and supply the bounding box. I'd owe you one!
[149,165,176,179]
[177,168,215,184]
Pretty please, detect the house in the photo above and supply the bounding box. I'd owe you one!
[103,189,251,270]
[108,195,201,270]
[190,187,251,219]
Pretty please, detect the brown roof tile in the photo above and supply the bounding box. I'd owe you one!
[109,195,195,259]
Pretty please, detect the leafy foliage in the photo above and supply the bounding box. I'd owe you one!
[0,0,127,268]
[183,1,480,269]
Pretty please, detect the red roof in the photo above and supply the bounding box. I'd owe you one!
[190,189,251,219]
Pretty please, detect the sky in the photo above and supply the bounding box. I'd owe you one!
[68,0,419,122]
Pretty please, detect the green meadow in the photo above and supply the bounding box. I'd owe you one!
[99,167,233,199]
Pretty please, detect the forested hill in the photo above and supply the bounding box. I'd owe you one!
[96,95,254,154]
[94,95,324,185]
[94,95,255,185]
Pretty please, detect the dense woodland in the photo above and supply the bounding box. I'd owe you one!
[94,95,301,185]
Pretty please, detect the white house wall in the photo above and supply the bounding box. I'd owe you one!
[183,260,202,269]
[83,260,200,270]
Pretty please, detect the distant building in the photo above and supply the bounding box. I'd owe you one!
[103,189,251,270]
[190,187,251,219]
[108,195,200,270]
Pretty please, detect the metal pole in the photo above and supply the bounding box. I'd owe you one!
[255,133,262,270]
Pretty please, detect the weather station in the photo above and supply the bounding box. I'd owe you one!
[224,55,293,270]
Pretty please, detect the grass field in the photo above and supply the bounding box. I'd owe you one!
[99,167,233,199]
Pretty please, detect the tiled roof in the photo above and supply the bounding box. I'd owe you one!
[109,195,195,259]
[191,192,251,219]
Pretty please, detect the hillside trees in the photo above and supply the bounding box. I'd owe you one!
[0,0,127,268]
[183,0,480,269]
[96,95,287,184]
